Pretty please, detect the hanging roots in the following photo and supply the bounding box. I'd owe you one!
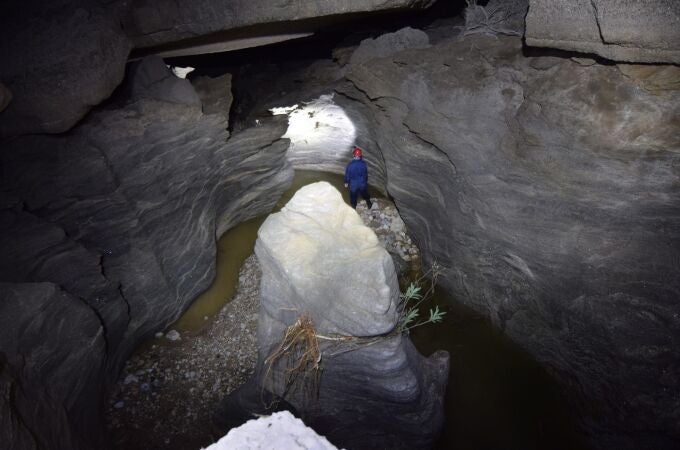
[263,314,322,407]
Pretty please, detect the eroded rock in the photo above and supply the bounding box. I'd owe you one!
[525,0,680,63]
[125,0,437,49]
[0,0,131,137]
[193,74,234,125]
[349,26,430,65]
[0,82,11,113]
[0,78,293,448]
[221,182,448,450]
[342,32,680,449]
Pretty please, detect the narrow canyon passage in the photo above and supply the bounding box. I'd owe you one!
[2,1,678,449]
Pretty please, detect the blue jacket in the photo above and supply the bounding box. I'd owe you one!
[344,157,368,192]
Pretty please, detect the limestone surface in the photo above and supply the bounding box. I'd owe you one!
[525,0,680,63]
[343,32,680,449]
[124,0,437,49]
[204,411,338,450]
[0,78,293,449]
[257,182,397,336]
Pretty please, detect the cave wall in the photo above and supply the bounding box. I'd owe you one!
[0,63,293,449]
[339,31,680,449]
[526,0,680,64]
[1,1,680,449]
[125,0,437,49]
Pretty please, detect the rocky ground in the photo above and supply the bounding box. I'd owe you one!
[105,197,418,450]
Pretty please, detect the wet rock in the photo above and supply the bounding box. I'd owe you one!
[525,0,680,63]
[226,182,448,450]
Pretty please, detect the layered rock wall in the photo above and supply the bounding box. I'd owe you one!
[0,63,293,449]
[341,32,680,449]
[526,0,680,63]
[124,0,437,49]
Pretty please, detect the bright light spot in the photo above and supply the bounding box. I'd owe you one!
[271,94,357,170]
[166,65,195,79]
[270,104,299,115]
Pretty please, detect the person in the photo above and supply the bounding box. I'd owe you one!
[344,146,373,209]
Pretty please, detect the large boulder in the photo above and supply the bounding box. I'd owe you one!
[342,33,680,449]
[124,0,437,49]
[0,78,293,448]
[229,182,449,450]
[525,0,680,63]
[0,0,131,137]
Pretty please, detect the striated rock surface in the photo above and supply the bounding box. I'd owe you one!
[525,0,680,63]
[125,0,437,49]
[222,182,448,450]
[0,71,293,449]
[342,33,680,449]
[0,0,131,137]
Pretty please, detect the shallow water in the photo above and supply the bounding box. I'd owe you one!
[173,170,587,449]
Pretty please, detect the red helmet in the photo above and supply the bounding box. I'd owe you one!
[352,147,362,157]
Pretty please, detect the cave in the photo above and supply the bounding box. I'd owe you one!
[1,1,679,450]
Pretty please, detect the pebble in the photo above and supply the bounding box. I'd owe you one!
[165,330,181,341]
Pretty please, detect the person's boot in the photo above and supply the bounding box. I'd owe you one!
[366,199,373,209]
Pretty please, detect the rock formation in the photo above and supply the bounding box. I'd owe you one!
[339,29,680,450]
[193,74,234,126]
[0,0,131,137]
[204,411,338,450]
[525,0,680,64]
[0,60,293,449]
[2,2,680,450]
[124,0,437,49]
[223,182,449,450]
